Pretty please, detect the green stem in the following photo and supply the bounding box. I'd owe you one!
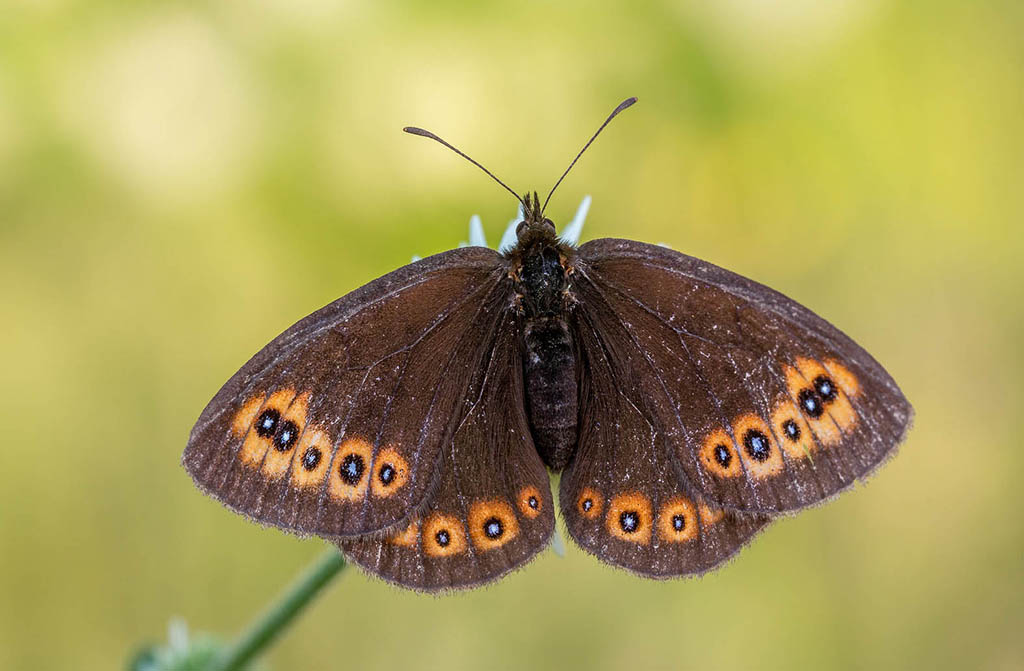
[211,547,347,671]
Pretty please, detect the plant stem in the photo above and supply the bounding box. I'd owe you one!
[211,547,347,671]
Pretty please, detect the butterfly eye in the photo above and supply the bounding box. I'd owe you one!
[338,454,365,485]
[517,485,543,519]
[619,511,639,533]
[469,500,520,551]
[606,493,652,544]
[273,420,299,452]
[658,497,699,543]
[771,401,816,461]
[798,389,824,418]
[289,426,331,489]
[742,429,772,462]
[327,438,373,502]
[254,408,280,438]
[733,414,783,479]
[700,429,743,478]
[577,488,603,519]
[787,359,860,446]
[301,446,321,471]
[483,517,504,539]
[423,513,467,557]
[813,375,837,402]
[371,447,410,498]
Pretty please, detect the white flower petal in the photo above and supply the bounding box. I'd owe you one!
[468,214,487,247]
[498,202,524,253]
[559,194,591,246]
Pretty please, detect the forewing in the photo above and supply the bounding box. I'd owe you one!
[338,312,555,591]
[560,310,770,577]
[574,238,913,513]
[183,247,510,538]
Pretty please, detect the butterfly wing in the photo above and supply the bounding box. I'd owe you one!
[573,238,913,514]
[338,311,555,591]
[560,308,770,577]
[183,247,512,538]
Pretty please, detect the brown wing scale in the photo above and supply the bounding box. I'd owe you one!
[338,313,555,591]
[573,238,912,514]
[560,310,770,576]
[183,248,511,538]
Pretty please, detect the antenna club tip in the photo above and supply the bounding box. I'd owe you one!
[403,126,433,137]
[616,97,638,112]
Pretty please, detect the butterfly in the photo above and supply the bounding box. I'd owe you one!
[183,98,912,591]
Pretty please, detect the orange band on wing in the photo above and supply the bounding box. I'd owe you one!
[370,446,410,498]
[786,357,859,444]
[770,400,816,460]
[468,499,520,552]
[328,437,372,502]
[577,487,603,520]
[387,519,419,548]
[422,513,467,558]
[700,427,743,478]
[290,425,332,489]
[733,413,784,479]
[606,492,653,545]
[239,389,296,467]
[231,393,265,438]
[517,485,543,519]
[262,392,310,479]
[657,497,698,543]
[698,502,725,526]
[824,358,861,398]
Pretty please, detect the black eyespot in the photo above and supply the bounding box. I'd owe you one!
[483,517,503,539]
[743,429,771,462]
[619,511,640,533]
[338,454,365,485]
[672,514,686,532]
[714,443,732,467]
[798,389,824,418]
[528,496,538,509]
[814,375,837,402]
[582,499,593,512]
[255,408,280,438]
[378,463,395,486]
[435,529,450,547]
[301,447,321,471]
[273,420,299,451]
[782,419,801,442]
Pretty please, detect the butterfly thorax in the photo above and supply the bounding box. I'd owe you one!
[508,221,580,471]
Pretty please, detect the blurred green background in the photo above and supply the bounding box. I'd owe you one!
[1,0,1021,669]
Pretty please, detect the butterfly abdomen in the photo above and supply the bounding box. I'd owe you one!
[523,316,578,470]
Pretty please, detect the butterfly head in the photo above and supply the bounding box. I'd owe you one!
[515,191,557,241]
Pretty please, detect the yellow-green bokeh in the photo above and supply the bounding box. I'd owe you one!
[1,1,1021,669]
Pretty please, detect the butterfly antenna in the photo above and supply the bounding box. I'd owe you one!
[541,96,637,216]
[403,126,526,211]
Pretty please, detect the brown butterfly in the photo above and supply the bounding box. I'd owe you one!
[183,98,912,591]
